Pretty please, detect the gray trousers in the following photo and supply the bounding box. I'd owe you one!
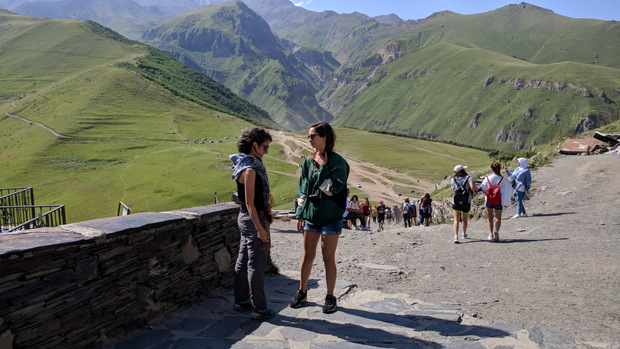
[234,209,270,310]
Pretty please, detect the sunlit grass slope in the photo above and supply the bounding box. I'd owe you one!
[0,11,281,222]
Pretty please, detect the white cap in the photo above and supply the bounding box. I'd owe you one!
[453,165,467,172]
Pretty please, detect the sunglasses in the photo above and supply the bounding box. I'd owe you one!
[308,133,318,139]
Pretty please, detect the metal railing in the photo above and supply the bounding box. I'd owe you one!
[1,205,66,233]
[0,187,35,208]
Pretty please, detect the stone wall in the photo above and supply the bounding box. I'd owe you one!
[0,203,240,348]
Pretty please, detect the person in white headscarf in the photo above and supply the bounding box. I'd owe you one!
[505,158,532,218]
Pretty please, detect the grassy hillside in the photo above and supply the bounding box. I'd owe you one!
[333,129,492,185]
[328,42,620,150]
[0,11,283,222]
[392,6,620,69]
[324,4,620,150]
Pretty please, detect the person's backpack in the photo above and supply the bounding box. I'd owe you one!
[403,202,409,215]
[453,177,470,205]
[486,176,503,205]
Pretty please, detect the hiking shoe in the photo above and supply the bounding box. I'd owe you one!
[251,308,276,320]
[520,213,528,217]
[494,231,499,242]
[289,290,307,308]
[322,295,338,314]
[488,234,494,241]
[362,226,372,231]
[511,214,520,219]
[233,299,253,311]
[453,236,459,244]
[461,232,467,239]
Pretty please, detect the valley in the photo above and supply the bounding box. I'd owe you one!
[1,2,617,223]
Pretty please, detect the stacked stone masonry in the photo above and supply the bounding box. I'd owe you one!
[0,203,240,348]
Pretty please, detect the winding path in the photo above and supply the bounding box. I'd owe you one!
[5,111,69,139]
[271,131,434,204]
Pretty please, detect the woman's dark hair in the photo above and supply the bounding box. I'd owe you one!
[309,121,336,153]
[455,169,468,177]
[237,127,272,154]
[351,195,358,201]
[491,162,501,175]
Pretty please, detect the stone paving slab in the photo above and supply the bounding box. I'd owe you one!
[105,273,574,348]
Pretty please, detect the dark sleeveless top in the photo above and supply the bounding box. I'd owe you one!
[236,171,265,211]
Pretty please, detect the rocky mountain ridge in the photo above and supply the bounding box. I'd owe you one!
[142,1,338,129]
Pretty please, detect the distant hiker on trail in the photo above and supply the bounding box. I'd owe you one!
[371,205,378,224]
[376,201,386,231]
[291,121,349,314]
[420,193,432,226]
[451,165,478,244]
[480,162,513,242]
[361,197,372,228]
[402,198,413,228]
[410,200,418,226]
[230,127,275,320]
[505,158,531,219]
[392,204,401,225]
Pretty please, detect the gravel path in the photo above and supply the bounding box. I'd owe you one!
[269,153,620,347]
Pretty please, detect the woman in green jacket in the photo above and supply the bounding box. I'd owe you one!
[289,122,349,314]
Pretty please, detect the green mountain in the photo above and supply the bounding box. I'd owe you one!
[204,0,408,66]
[321,4,620,150]
[142,1,339,130]
[0,10,279,222]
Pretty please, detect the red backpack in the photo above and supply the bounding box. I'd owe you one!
[486,176,503,205]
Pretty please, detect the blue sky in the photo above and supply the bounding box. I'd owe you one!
[293,0,620,21]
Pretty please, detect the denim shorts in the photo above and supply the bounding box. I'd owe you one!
[304,220,343,235]
[486,204,503,210]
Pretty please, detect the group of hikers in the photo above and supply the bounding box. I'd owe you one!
[342,193,433,232]
[229,122,531,320]
[450,159,531,243]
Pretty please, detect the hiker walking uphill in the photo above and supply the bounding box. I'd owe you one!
[420,193,432,226]
[480,162,513,242]
[505,158,532,218]
[451,165,478,243]
[402,198,414,228]
[361,197,372,228]
[376,201,386,231]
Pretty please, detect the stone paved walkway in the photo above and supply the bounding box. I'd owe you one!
[106,271,576,348]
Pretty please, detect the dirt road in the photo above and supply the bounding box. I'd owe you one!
[269,153,620,347]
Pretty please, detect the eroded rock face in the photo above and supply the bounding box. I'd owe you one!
[574,114,599,133]
[597,90,614,104]
[493,78,595,98]
[470,113,481,128]
[495,124,529,149]
[484,76,495,87]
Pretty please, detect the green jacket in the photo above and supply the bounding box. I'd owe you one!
[296,151,349,225]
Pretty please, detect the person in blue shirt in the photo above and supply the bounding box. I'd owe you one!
[505,158,532,218]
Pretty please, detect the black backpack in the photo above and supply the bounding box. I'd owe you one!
[453,176,470,205]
